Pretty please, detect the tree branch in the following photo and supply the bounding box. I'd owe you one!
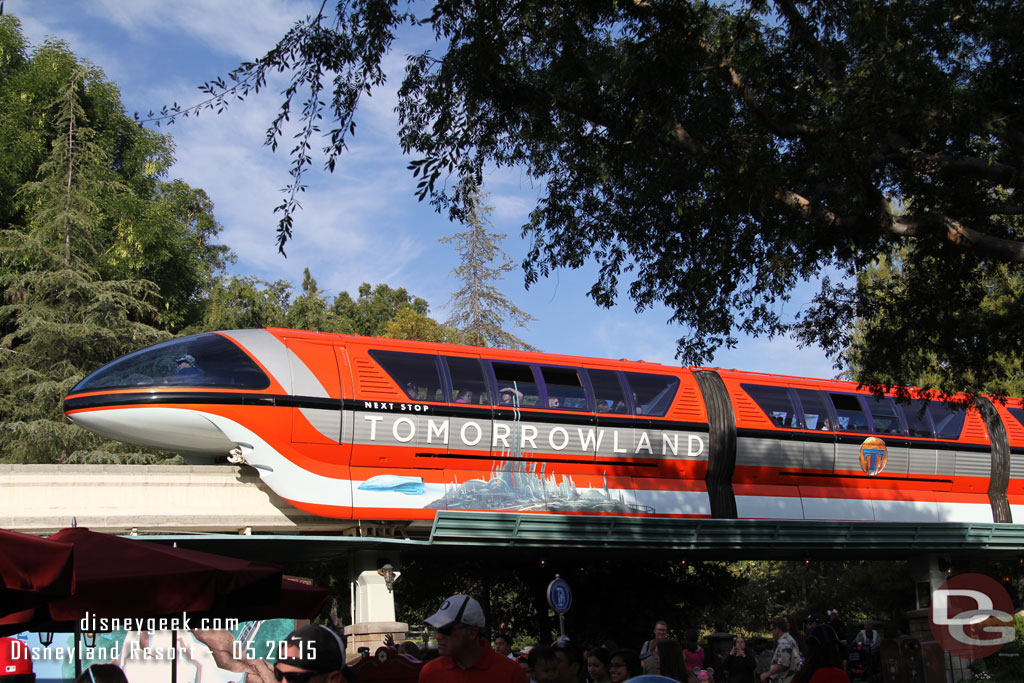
[772,0,842,88]
[701,40,818,139]
[886,132,1021,187]
[890,212,1024,261]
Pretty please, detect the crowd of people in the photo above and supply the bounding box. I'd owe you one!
[1,595,881,683]
[414,594,872,683]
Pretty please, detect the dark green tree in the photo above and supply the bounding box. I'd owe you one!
[161,0,1024,397]
[199,275,291,331]
[1,66,169,463]
[286,268,338,332]
[331,283,432,337]
[441,181,536,350]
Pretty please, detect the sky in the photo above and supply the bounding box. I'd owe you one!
[10,0,837,378]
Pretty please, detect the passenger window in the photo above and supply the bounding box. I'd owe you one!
[445,356,491,405]
[866,397,906,435]
[540,366,588,410]
[369,350,444,402]
[492,362,540,407]
[625,373,679,417]
[829,393,869,432]
[1008,407,1024,430]
[588,369,628,414]
[928,401,966,440]
[796,389,831,431]
[898,399,935,438]
[743,384,798,428]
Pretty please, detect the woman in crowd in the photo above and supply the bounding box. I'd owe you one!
[721,635,757,683]
[655,639,689,682]
[793,625,849,683]
[609,649,643,683]
[587,646,613,683]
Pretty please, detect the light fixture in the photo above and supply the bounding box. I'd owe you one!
[377,564,399,593]
[39,633,54,647]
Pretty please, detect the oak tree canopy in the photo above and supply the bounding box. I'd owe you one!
[159,0,1024,396]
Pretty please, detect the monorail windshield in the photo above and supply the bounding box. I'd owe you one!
[71,333,270,392]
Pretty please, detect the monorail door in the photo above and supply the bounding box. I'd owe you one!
[285,337,350,465]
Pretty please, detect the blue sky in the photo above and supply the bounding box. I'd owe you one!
[12,0,837,378]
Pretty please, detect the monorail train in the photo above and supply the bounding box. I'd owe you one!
[62,329,1024,524]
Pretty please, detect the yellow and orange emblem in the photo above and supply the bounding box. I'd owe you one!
[859,437,888,476]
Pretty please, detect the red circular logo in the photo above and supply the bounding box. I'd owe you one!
[930,573,1015,658]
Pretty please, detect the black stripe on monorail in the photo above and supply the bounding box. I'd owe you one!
[64,392,710,433]
[64,391,346,412]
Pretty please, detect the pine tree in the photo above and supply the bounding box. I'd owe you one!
[441,181,536,350]
[0,67,168,463]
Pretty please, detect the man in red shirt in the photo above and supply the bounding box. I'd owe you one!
[418,594,527,683]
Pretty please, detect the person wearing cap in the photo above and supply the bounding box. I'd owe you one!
[170,354,203,383]
[419,595,527,683]
[0,638,34,683]
[275,624,353,683]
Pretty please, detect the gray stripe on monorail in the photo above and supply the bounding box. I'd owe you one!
[221,330,294,394]
[300,407,341,442]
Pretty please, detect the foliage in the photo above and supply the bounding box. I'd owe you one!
[286,268,335,332]
[441,180,536,350]
[157,0,1024,396]
[331,282,432,337]
[198,275,291,331]
[843,249,1024,399]
[0,62,171,463]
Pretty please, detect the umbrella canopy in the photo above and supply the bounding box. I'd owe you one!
[0,527,282,633]
[0,528,75,617]
[191,577,329,622]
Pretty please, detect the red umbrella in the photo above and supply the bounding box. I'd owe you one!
[0,527,281,633]
[0,528,75,617]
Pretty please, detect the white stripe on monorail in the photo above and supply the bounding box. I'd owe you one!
[738,495,995,523]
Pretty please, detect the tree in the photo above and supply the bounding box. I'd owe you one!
[161,0,1024,397]
[331,282,432,337]
[286,268,337,332]
[441,181,536,350]
[1,65,169,463]
[199,275,291,331]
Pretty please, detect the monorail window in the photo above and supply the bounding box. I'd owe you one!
[541,366,589,410]
[625,373,678,417]
[829,393,869,432]
[71,333,270,392]
[866,397,906,435]
[1007,407,1024,431]
[588,369,629,413]
[445,356,491,405]
[744,384,798,427]
[897,399,935,438]
[492,362,540,407]
[796,389,832,431]
[369,350,444,402]
[928,402,966,440]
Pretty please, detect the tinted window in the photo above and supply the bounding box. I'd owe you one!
[588,369,628,414]
[492,362,540,407]
[446,356,491,405]
[625,373,679,417]
[829,393,869,432]
[72,333,270,392]
[898,399,934,438]
[1008,407,1024,430]
[928,402,966,440]
[744,384,797,428]
[796,389,832,431]
[370,350,444,402]
[541,366,588,410]
[867,397,906,435]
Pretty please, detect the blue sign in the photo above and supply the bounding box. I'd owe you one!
[547,576,572,614]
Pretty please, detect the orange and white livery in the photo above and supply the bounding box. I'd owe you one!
[63,329,1024,524]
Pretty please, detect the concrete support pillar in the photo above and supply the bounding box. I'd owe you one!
[343,551,406,664]
[905,554,970,683]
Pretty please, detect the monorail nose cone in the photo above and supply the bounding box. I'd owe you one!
[66,407,236,457]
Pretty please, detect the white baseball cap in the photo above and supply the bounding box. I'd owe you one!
[424,594,485,629]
